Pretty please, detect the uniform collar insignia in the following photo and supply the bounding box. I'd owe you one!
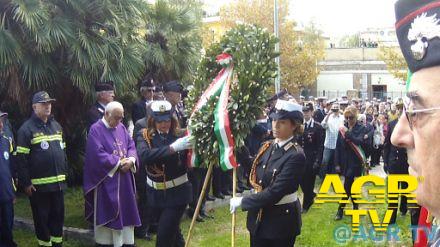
[408,12,440,60]
[284,142,294,151]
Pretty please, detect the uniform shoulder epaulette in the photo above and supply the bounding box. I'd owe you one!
[285,141,304,154]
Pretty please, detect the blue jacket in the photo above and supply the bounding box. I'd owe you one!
[0,134,15,203]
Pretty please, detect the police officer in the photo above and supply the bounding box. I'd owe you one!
[383,98,408,224]
[136,100,192,247]
[230,99,306,247]
[132,75,155,124]
[86,82,115,130]
[0,111,17,247]
[133,77,156,241]
[16,91,68,247]
[163,80,186,129]
[298,105,324,213]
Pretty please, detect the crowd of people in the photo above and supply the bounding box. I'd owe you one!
[0,75,415,247]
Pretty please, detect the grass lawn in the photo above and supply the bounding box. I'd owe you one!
[14,185,414,246]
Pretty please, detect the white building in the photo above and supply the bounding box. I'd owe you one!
[315,47,406,100]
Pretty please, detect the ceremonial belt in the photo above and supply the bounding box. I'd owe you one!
[275,192,298,205]
[251,191,298,205]
[147,174,188,190]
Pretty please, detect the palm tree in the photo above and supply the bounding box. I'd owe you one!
[141,0,203,85]
[0,0,147,183]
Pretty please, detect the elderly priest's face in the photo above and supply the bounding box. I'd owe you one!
[106,108,124,128]
[391,66,440,218]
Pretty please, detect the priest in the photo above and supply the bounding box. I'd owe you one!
[83,101,140,247]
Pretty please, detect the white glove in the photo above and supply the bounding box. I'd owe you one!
[229,197,243,213]
[170,136,192,152]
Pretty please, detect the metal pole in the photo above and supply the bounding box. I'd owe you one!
[274,0,280,93]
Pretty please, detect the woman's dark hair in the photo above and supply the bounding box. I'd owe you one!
[146,116,179,137]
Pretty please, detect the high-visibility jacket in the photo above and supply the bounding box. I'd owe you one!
[16,114,67,192]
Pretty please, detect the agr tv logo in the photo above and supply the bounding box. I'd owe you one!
[316,175,419,232]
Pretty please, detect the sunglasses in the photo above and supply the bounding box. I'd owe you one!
[345,116,355,120]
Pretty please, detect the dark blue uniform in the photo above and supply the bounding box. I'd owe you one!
[0,134,17,247]
[242,139,305,246]
[136,129,191,247]
[297,120,324,211]
[86,102,105,130]
[384,119,409,223]
[132,99,153,125]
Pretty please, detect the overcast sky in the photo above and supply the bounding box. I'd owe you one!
[291,0,397,36]
[204,0,397,37]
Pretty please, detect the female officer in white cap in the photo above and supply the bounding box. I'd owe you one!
[230,99,306,247]
[136,100,193,247]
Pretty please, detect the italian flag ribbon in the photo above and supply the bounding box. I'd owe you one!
[339,129,369,174]
[187,53,238,170]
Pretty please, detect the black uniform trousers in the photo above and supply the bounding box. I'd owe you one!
[299,163,316,210]
[188,168,207,214]
[134,166,150,237]
[212,168,232,195]
[388,181,408,224]
[155,205,186,247]
[0,200,16,247]
[250,234,296,247]
[29,190,64,247]
[338,176,358,210]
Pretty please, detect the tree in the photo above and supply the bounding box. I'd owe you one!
[339,33,361,48]
[218,0,325,94]
[141,0,203,85]
[0,0,203,184]
[379,46,408,82]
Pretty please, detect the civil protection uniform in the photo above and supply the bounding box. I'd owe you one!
[0,114,17,247]
[240,100,306,247]
[136,101,192,247]
[16,92,67,247]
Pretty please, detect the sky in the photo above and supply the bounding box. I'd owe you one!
[290,0,397,37]
[204,0,397,37]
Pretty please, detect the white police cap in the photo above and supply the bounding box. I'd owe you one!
[151,100,173,121]
[270,100,304,122]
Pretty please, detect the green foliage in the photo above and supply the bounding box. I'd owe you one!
[0,0,203,184]
[142,0,202,85]
[379,46,408,82]
[185,24,278,167]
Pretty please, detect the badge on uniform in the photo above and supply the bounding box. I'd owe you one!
[3,151,9,160]
[41,141,50,150]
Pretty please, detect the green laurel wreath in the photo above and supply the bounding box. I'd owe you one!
[185,24,279,167]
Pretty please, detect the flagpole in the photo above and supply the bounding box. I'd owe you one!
[231,167,237,247]
[185,162,214,247]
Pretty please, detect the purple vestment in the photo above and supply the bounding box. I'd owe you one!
[83,120,141,230]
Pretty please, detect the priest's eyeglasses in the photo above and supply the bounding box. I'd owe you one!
[403,95,440,130]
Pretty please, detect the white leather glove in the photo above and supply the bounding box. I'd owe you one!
[170,136,192,152]
[229,197,243,213]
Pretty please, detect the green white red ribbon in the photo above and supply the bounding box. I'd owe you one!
[214,64,238,171]
[339,129,368,174]
[187,53,238,170]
